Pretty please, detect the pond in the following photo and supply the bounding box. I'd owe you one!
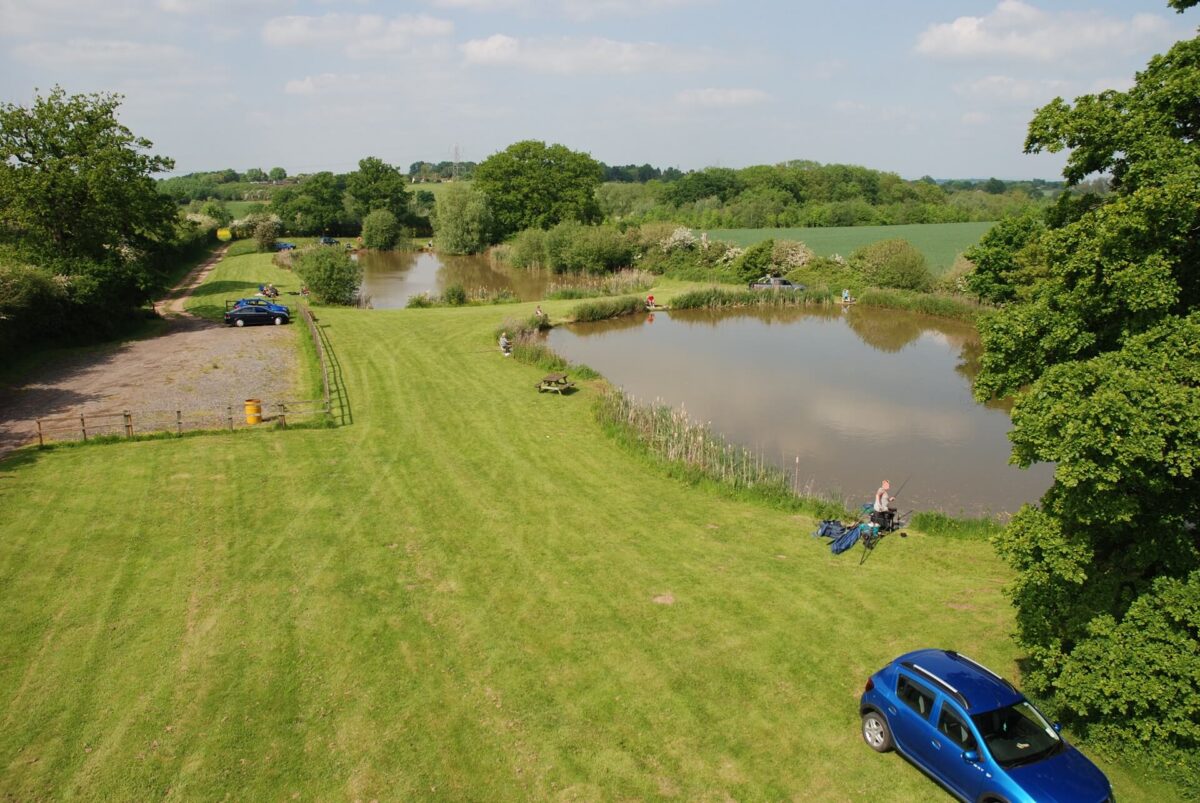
[358,250,550,308]
[546,306,1053,516]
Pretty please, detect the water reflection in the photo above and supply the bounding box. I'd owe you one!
[358,250,551,308]
[547,305,1051,515]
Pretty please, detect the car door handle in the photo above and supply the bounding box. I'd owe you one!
[930,740,941,750]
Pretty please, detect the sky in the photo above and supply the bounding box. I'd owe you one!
[0,0,1194,179]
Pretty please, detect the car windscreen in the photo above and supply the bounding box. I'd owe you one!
[971,701,1063,768]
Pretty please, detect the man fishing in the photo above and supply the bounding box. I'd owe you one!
[873,479,898,530]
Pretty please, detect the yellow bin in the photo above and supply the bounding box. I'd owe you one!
[244,398,262,425]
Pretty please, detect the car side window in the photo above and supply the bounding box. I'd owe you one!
[897,675,935,719]
[938,707,976,750]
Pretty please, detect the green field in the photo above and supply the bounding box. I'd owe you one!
[705,222,995,273]
[0,251,1179,800]
[225,200,268,218]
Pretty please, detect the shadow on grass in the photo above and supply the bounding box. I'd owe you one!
[315,320,353,426]
[187,280,265,320]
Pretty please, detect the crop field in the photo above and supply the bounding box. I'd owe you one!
[0,252,1179,800]
[705,222,995,273]
[225,200,268,218]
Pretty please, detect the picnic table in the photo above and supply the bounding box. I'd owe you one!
[536,372,575,394]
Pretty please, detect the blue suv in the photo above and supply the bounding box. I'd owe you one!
[860,649,1112,803]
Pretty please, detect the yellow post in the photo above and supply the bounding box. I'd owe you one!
[244,399,262,425]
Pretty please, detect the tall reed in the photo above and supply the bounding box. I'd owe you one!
[545,269,655,300]
[670,286,834,310]
[568,295,645,322]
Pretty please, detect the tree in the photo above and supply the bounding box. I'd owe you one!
[254,219,279,252]
[975,16,1200,784]
[733,239,775,283]
[433,183,494,254]
[294,246,362,305]
[272,172,345,235]
[201,199,233,227]
[962,211,1044,304]
[0,86,176,262]
[244,167,267,182]
[268,167,287,181]
[345,157,409,221]
[361,209,401,250]
[849,238,932,291]
[473,140,603,237]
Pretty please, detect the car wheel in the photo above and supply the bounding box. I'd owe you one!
[235,318,245,327]
[862,710,894,753]
[273,316,284,325]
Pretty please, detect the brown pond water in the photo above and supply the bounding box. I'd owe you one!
[358,250,549,307]
[547,306,1053,516]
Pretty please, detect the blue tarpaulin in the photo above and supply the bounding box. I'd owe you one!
[814,520,864,555]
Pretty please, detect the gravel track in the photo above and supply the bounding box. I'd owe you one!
[0,249,301,455]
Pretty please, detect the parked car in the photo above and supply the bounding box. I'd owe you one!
[228,298,290,314]
[273,241,296,251]
[749,276,805,291]
[318,236,339,245]
[224,304,290,327]
[860,649,1112,803]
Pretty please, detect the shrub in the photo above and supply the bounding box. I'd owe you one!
[434,183,494,254]
[732,238,775,284]
[254,219,280,253]
[541,221,634,273]
[294,246,362,305]
[361,209,400,250]
[0,262,66,353]
[443,284,467,306]
[772,239,815,270]
[849,238,933,292]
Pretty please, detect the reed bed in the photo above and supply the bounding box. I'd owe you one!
[407,285,519,307]
[544,269,655,300]
[669,286,834,310]
[568,295,645,322]
[854,288,983,321]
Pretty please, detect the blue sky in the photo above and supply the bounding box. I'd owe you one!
[1,0,1193,178]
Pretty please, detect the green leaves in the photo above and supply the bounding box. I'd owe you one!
[473,140,603,238]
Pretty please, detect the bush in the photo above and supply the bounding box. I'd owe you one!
[0,262,66,353]
[849,238,933,292]
[294,246,362,305]
[434,183,494,254]
[732,238,775,284]
[254,219,280,253]
[361,209,400,250]
[507,228,548,269]
[443,284,467,306]
[538,221,635,273]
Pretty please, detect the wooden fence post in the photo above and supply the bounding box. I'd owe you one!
[124,410,133,438]
[176,410,182,436]
[36,419,44,447]
[277,403,287,429]
[227,405,233,431]
[80,414,87,442]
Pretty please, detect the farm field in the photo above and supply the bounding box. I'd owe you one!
[0,253,1180,800]
[225,200,268,218]
[705,221,995,273]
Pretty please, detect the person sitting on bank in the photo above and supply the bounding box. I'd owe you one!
[842,288,851,303]
[873,479,896,528]
[499,331,512,356]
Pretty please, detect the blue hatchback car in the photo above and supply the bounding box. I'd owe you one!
[860,649,1113,803]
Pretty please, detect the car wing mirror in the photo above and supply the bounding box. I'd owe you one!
[1052,722,1063,733]
[961,750,981,763]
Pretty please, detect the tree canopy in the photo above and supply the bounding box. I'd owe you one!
[473,140,603,237]
[272,172,346,235]
[0,87,177,263]
[345,157,410,221]
[974,17,1200,786]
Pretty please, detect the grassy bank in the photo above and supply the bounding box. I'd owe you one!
[705,222,994,274]
[0,252,1181,800]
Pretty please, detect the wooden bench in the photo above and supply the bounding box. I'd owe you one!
[536,372,575,394]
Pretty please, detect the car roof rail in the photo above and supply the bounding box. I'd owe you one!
[902,661,970,710]
[944,651,1017,692]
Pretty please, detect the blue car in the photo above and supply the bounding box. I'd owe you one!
[860,649,1112,803]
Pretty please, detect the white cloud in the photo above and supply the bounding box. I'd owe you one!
[0,0,142,37]
[955,75,1069,103]
[263,13,453,55]
[430,0,526,8]
[428,0,707,19]
[675,88,768,108]
[961,111,990,126]
[285,73,341,95]
[12,38,186,69]
[460,34,707,74]
[915,1,1174,64]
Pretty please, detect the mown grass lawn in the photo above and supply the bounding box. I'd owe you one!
[705,222,995,274]
[0,254,1181,800]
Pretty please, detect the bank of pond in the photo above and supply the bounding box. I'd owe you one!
[357,249,1045,516]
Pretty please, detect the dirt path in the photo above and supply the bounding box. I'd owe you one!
[0,246,301,457]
